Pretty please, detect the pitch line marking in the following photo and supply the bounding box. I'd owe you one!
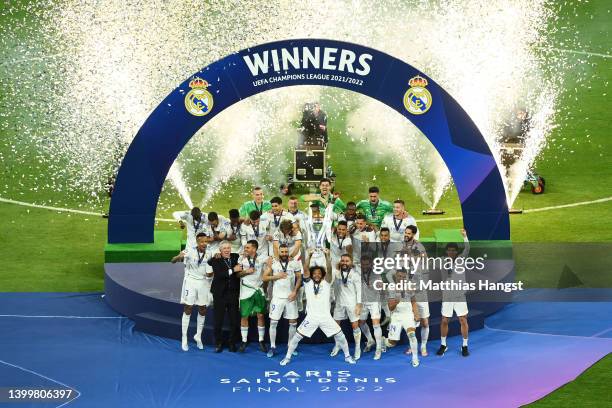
[521,196,612,214]
[484,324,612,340]
[538,46,612,59]
[1,195,611,223]
[0,359,81,408]
[591,327,612,338]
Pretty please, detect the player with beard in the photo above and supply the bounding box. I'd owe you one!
[273,220,302,260]
[268,196,295,236]
[330,254,363,360]
[329,220,352,274]
[280,248,356,366]
[171,233,212,351]
[356,186,393,228]
[380,199,419,242]
[383,268,421,367]
[237,240,270,353]
[241,210,273,257]
[332,201,357,230]
[264,244,303,358]
[358,254,384,360]
[173,207,212,249]
[350,214,376,268]
[239,186,272,218]
[402,224,430,357]
[438,228,471,357]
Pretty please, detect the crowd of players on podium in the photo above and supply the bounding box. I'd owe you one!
[171,179,471,367]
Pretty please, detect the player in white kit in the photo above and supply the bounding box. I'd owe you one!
[329,220,352,273]
[171,232,212,351]
[224,209,243,254]
[173,207,211,249]
[273,220,302,260]
[237,240,270,353]
[205,211,229,254]
[350,214,376,267]
[380,199,419,242]
[376,227,395,327]
[268,196,296,237]
[240,210,273,257]
[330,254,363,360]
[287,196,307,231]
[357,254,384,360]
[264,244,303,358]
[437,228,471,357]
[383,268,421,367]
[280,248,356,366]
[402,225,430,357]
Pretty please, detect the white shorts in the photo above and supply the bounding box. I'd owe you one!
[269,297,299,320]
[180,276,211,306]
[387,309,416,341]
[416,301,430,319]
[359,302,381,321]
[441,301,469,318]
[297,314,341,338]
[333,304,359,322]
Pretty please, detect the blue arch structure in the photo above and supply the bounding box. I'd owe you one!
[108,39,509,243]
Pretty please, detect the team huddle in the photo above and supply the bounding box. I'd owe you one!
[171,179,471,367]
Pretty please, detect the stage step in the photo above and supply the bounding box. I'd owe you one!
[131,308,486,346]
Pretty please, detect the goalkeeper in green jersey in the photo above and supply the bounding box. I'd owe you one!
[239,186,272,218]
[356,186,393,228]
[300,178,346,214]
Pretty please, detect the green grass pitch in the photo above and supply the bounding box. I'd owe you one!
[0,1,610,405]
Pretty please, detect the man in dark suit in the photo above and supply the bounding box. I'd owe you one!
[207,241,242,352]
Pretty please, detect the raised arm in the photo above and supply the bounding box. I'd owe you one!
[459,228,470,258]
[324,248,333,284]
[171,250,186,264]
[262,257,277,282]
[289,237,302,258]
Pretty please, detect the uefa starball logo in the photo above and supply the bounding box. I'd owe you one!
[403,75,432,115]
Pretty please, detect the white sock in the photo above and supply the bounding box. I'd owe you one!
[408,331,418,357]
[269,320,278,348]
[241,326,248,343]
[288,322,297,344]
[360,322,374,343]
[441,336,447,346]
[463,337,468,347]
[421,326,429,348]
[334,333,351,358]
[285,333,303,359]
[353,327,361,349]
[373,324,382,350]
[258,325,265,342]
[196,313,205,337]
[181,313,190,338]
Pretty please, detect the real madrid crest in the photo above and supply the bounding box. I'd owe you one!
[403,75,432,115]
[185,77,213,116]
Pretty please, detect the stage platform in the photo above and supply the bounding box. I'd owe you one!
[104,228,512,343]
[0,292,610,407]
